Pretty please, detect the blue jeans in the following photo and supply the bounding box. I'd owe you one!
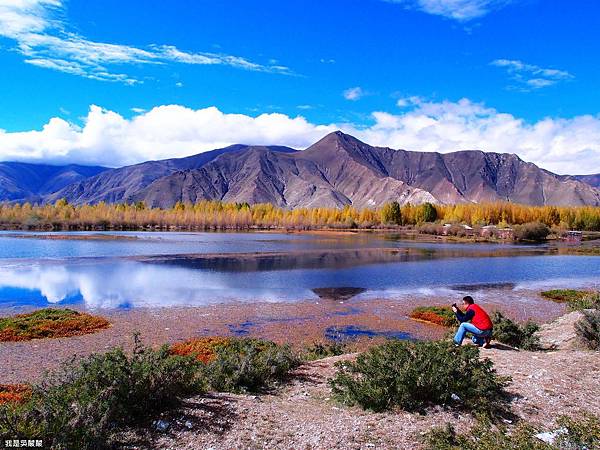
[453,322,492,346]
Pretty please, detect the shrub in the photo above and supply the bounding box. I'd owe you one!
[0,308,110,341]
[423,421,549,450]
[0,335,203,449]
[556,412,600,448]
[575,309,600,350]
[410,306,456,327]
[423,413,600,450]
[329,340,509,415]
[513,221,550,242]
[491,312,540,350]
[303,341,347,361]
[199,338,300,393]
[418,223,444,236]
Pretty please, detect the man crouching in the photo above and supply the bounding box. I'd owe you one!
[452,296,493,348]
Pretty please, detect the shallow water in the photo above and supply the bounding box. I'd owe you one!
[0,231,598,309]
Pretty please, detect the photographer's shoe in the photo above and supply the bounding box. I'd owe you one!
[482,337,492,349]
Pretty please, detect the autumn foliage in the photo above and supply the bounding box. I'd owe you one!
[0,199,599,231]
[0,308,110,342]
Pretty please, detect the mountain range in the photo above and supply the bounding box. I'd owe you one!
[0,162,107,202]
[2,131,600,208]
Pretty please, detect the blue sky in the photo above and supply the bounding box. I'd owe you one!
[1,0,600,174]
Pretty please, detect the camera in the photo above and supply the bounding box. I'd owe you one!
[451,303,457,308]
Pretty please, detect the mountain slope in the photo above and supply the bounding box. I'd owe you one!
[46,145,297,205]
[376,147,600,205]
[134,135,436,208]
[0,162,107,202]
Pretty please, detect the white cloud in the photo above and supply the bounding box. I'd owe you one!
[343,87,365,101]
[0,0,290,83]
[491,59,574,91]
[396,96,424,107]
[0,105,335,167]
[387,0,514,21]
[1,100,600,174]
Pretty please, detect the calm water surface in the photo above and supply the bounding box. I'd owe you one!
[0,231,598,309]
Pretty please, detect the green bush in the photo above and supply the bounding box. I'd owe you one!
[423,421,550,450]
[513,222,550,242]
[575,309,600,350]
[0,335,203,449]
[302,341,347,361]
[555,412,600,448]
[423,413,600,450]
[201,338,300,393]
[329,340,509,415]
[492,312,540,350]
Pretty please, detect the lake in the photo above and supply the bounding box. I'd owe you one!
[0,231,598,310]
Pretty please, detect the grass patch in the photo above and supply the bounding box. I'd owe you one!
[330,340,509,416]
[491,312,541,350]
[541,289,590,304]
[0,334,203,449]
[540,289,600,311]
[0,308,110,341]
[0,385,31,405]
[423,412,600,450]
[409,306,456,327]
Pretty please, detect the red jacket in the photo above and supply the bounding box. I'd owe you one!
[467,304,493,331]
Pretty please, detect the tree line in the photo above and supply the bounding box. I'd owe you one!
[0,199,599,231]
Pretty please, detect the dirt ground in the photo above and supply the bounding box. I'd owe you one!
[1,299,596,449]
[112,313,600,450]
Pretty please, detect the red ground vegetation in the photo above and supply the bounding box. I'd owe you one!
[0,308,110,342]
[170,336,232,363]
[0,384,32,405]
[409,306,456,327]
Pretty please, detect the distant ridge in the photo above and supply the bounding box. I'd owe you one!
[562,173,600,190]
[2,132,599,207]
[0,162,107,202]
